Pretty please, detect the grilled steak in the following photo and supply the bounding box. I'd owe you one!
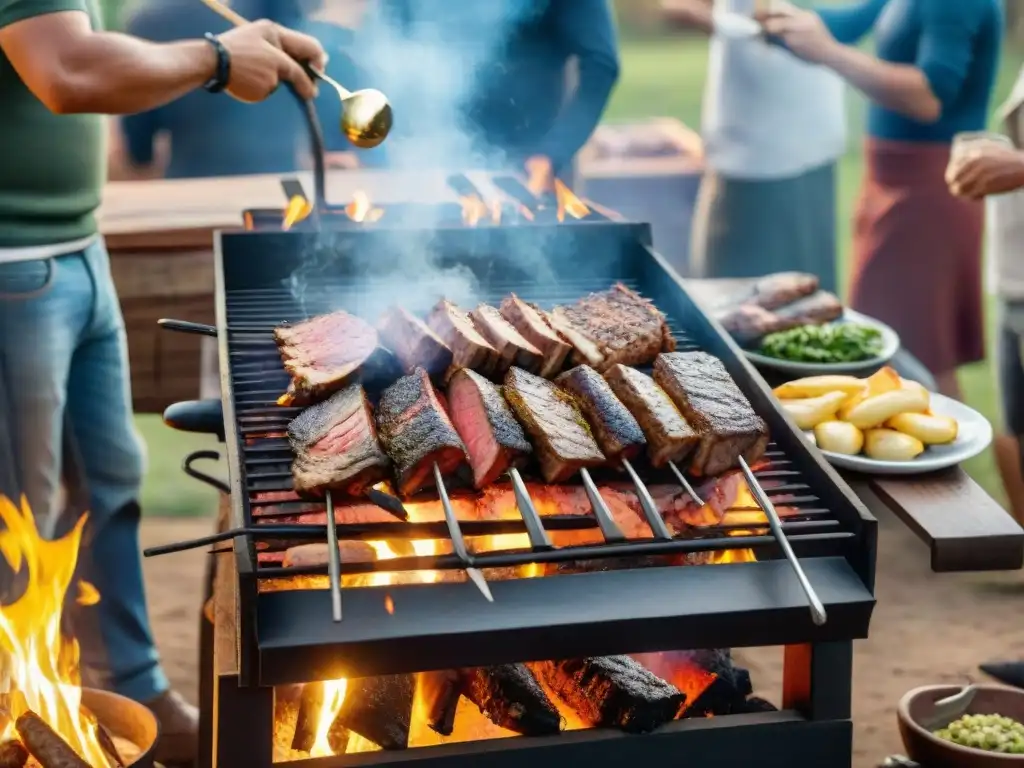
[604,364,698,468]
[378,306,453,376]
[503,367,605,482]
[427,299,501,376]
[717,291,844,347]
[447,368,531,488]
[532,657,686,734]
[462,665,562,736]
[281,541,377,568]
[653,352,769,476]
[723,272,819,311]
[288,384,391,497]
[498,295,571,377]
[556,365,645,464]
[376,368,467,496]
[471,304,544,375]
[547,284,675,372]
[274,310,379,406]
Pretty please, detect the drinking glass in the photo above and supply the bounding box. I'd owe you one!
[946,131,1013,188]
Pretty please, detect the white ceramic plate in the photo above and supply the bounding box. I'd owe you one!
[712,11,762,39]
[744,309,901,375]
[805,393,993,475]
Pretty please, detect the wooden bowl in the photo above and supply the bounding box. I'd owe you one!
[898,685,1024,767]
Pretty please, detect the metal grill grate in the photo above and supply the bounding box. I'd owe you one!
[222,278,855,585]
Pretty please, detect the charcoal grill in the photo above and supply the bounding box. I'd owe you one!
[157,218,876,768]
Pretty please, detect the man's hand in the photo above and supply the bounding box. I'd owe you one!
[947,143,1024,199]
[756,5,840,65]
[219,20,325,102]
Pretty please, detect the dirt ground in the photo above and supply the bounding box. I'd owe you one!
[140,505,1024,768]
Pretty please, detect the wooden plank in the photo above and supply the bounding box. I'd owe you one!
[214,493,239,678]
[110,248,214,300]
[848,470,1024,572]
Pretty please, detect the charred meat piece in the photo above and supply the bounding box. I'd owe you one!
[281,541,378,569]
[503,367,605,483]
[499,295,572,377]
[533,657,686,734]
[275,310,379,406]
[604,364,698,468]
[376,368,467,496]
[717,290,844,347]
[547,284,675,372]
[471,304,545,375]
[328,674,415,751]
[723,272,819,311]
[427,299,501,376]
[289,384,391,497]
[378,306,453,376]
[653,352,769,476]
[463,665,562,736]
[447,368,532,488]
[556,365,646,464]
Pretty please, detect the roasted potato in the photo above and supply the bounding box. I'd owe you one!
[886,412,958,445]
[842,388,930,429]
[773,375,864,400]
[900,379,931,409]
[813,421,864,455]
[864,429,925,461]
[837,367,901,420]
[781,391,850,430]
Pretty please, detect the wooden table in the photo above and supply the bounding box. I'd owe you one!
[686,278,1024,574]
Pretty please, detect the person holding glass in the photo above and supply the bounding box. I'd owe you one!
[757,0,1002,399]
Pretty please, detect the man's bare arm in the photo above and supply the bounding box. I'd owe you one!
[0,11,216,114]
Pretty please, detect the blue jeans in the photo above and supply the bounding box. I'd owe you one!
[0,240,167,703]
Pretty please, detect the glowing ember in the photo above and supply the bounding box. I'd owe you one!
[282,195,313,231]
[553,180,591,223]
[346,191,384,224]
[0,496,111,766]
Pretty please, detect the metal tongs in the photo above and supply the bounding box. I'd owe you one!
[738,457,827,626]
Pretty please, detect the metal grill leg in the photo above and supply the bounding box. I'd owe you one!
[214,676,274,768]
[782,641,853,721]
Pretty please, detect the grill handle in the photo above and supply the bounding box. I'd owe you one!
[163,399,225,439]
[158,319,217,338]
[183,450,230,495]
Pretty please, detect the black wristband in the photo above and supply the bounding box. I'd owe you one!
[202,32,230,94]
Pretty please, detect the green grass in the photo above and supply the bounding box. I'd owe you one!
[134,33,1024,516]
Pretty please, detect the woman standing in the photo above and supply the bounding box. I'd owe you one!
[759,0,1003,398]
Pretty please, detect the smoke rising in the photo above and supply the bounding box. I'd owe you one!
[286,1,561,317]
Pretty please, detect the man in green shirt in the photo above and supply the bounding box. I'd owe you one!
[0,2,325,763]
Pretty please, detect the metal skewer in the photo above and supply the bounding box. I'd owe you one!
[509,468,553,549]
[621,459,674,540]
[579,468,626,542]
[433,464,493,602]
[737,456,826,626]
[668,460,705,507]
[324,490,343,622]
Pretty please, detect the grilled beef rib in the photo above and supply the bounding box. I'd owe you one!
[427,300,500,377]
[376,367,468,496]
[547,284,675,372]
[288,383,391,497]
[447,368,532,488]
[556,365,646,464]
[653,352,768,476]
[274,310,379,406]
[471,304,545,375]
[498,295,572,377]
[378,306,453,377]
[503,366,605,483]
[604,364,698,468]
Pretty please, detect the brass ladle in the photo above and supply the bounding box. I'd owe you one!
[199,0,393,149]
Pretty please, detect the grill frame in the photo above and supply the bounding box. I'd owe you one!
[213,222,877,687]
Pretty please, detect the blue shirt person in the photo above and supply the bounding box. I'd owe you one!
[355,0,620,176]
[120,0,362,178]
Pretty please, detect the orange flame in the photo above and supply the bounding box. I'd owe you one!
[525,156,553,197]
[554,180,591,223]
[459,196,489,227]
[346,191,384,224]
[282,195,313,231]
[0,496,112,766]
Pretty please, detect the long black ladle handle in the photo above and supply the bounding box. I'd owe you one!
[158,318,217,337]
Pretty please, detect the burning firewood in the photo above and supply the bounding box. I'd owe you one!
[291,681,326,753]
[92,724,124,768]
[0,739,28,768]
[461,665,561,736]
[14,711,90,768]
[531,657,686,734]
[419,671,461,736]
[327,674,415,751]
